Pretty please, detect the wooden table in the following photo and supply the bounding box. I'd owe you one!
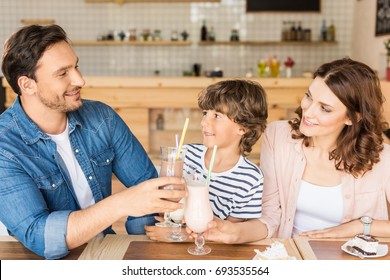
[0,236,86,260]
[3,234,390,260]
[78,234,302,260]
[294,236,390,260]
[125,241,262,260]
[0,235,302,260]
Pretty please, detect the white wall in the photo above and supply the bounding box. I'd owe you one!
[351,0,390,79]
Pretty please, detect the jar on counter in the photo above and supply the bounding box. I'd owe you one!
[269,57,280,78]
[257,60,267,77]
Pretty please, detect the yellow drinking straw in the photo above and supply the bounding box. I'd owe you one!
[207,144,218,185]
[175,117,189,159]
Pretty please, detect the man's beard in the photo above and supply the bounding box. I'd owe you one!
[38,90,83,113]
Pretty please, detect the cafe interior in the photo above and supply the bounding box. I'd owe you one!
[1,0,390,261]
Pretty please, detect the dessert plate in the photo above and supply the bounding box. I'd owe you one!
[341,241,388,258]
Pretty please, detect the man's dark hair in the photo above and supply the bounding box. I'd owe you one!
[1,24,69,95]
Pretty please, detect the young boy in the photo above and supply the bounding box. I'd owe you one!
[145,79,268,240]
[183,79,268,222]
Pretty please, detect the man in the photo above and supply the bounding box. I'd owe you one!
[0,24,184,259]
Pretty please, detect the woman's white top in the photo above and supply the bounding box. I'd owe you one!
[292,180,344,236]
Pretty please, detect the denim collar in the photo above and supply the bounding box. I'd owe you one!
[10,96,81,145]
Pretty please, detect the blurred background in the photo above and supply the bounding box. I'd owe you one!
[0,0,387,78]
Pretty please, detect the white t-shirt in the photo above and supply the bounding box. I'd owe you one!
[0,221,9,236]
[292,180,344,236]
[48,122,95,209]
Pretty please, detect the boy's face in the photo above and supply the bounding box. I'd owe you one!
[201,109,245,152]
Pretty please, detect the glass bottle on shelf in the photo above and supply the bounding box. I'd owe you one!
[281,21,288,41]
[304,29,311,42]
[129,29,137,41]
[171,30,178,41]
[296,21,303,41]
[207,27,215,41]
[153,29,162,41]
[156,114,164,130]
[285,21,292,41]
[201,20,208,41]
[290,21,297,41]
[230,29,239,42]
[142,29,151,41]
[328,20,336,41]
[321,20,327,41]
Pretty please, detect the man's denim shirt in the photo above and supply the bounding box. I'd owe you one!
[0,97,157,259]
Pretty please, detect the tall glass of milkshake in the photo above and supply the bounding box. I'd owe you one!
[156,146,187,228]
[184,174,213,255]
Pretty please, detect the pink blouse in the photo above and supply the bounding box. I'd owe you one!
[259,120,390,238]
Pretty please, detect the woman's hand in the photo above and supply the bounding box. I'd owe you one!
[300,219,361,238]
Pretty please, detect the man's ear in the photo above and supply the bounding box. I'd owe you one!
[17,76,36,96]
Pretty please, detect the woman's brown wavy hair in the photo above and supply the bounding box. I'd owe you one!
[198,79,268,156]
[289,57,389,177]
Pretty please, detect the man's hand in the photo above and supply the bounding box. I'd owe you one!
[119,176,186,217]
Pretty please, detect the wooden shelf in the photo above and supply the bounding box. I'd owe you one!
[72,40,192,46]
[71,40,336,47]
[198,41,338,46]
[84,0,220,3]
[21,19,55,25]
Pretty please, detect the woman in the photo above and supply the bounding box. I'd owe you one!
[198,57,390,243]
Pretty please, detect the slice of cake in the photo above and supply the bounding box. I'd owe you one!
[253,241,296,260]
[350,234,379,256]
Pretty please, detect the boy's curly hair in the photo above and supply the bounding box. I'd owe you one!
[198,79,268,156]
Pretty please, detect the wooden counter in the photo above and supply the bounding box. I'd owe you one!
[4,77,390,163]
